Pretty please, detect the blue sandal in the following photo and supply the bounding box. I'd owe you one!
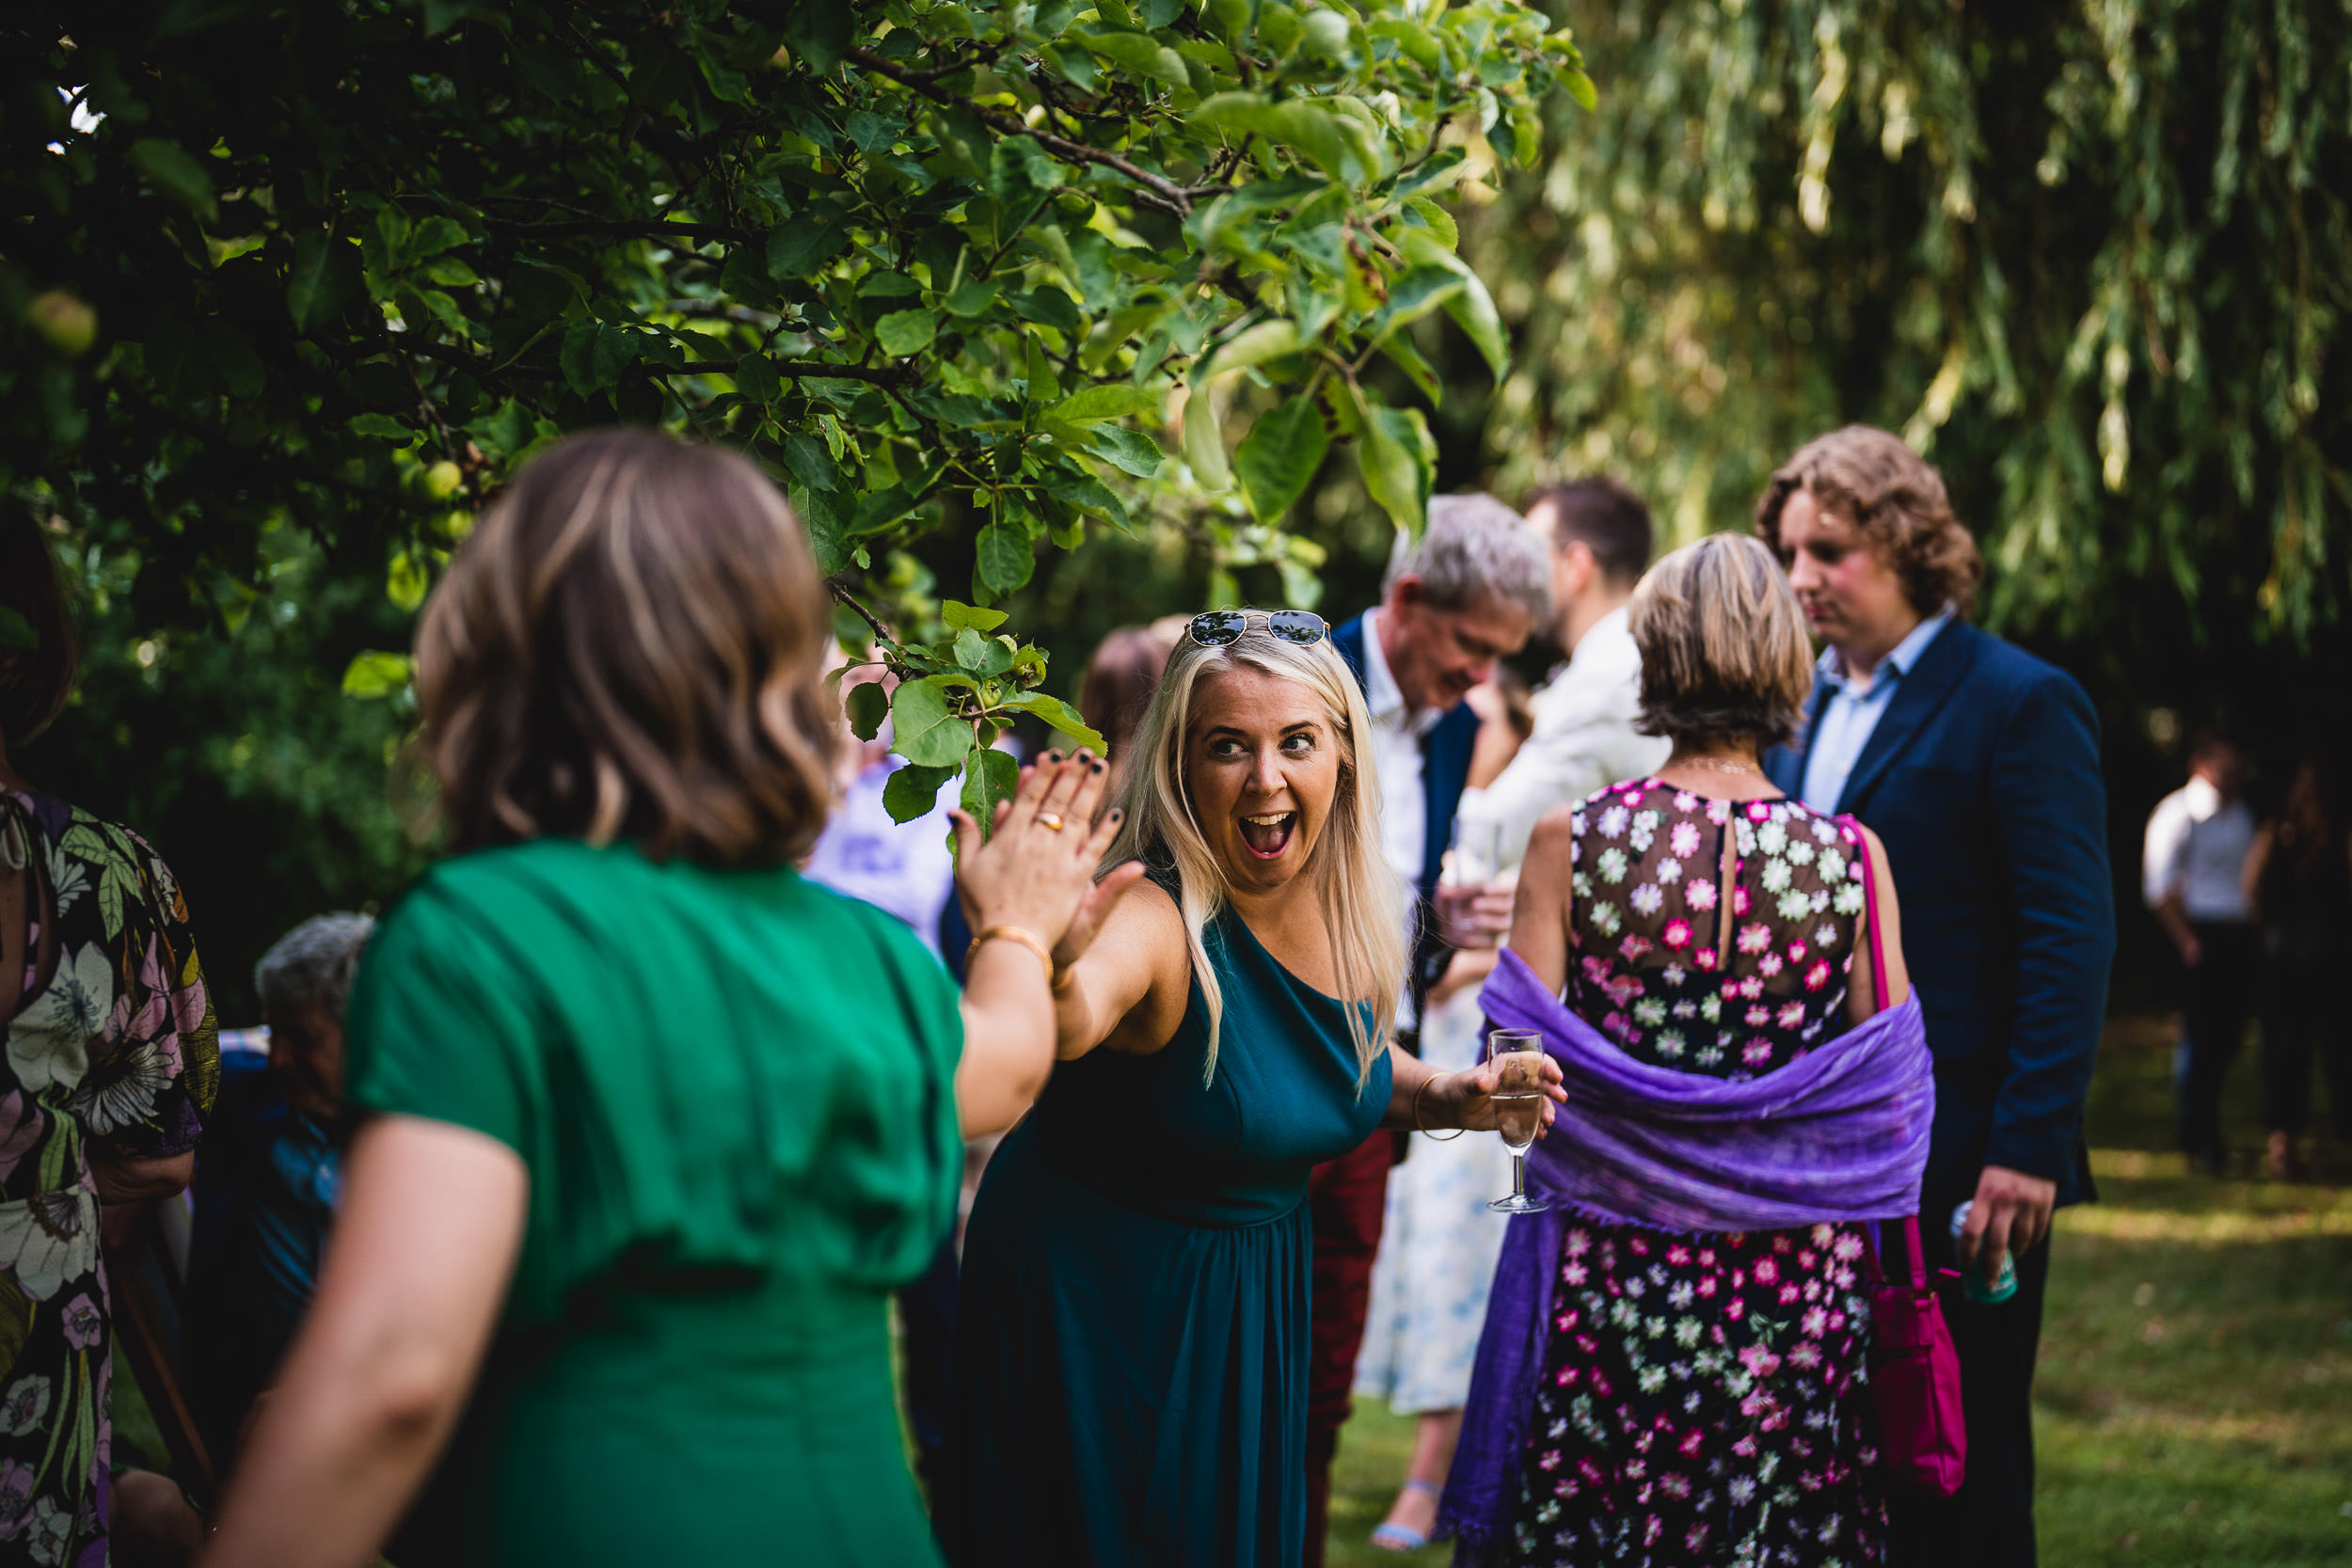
[1370,1478,1442,1552]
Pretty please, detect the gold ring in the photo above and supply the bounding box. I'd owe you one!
[1038,812,1066,832]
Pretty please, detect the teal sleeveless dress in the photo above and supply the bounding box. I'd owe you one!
[943,886,1393,1566]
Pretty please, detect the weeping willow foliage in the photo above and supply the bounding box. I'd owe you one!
[1454,0,2349,644]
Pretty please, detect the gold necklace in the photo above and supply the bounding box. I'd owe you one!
[1675,754,1764,777]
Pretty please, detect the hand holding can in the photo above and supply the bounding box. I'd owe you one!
[1949,1201,2019,1304]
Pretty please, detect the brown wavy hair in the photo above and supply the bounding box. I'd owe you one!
[413,428,838,865]
[1629,533,1816,752]
[1754,425,1982,619]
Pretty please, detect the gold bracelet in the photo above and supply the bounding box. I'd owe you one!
[1412,1073,1466,1140]
[967,925,1056,987]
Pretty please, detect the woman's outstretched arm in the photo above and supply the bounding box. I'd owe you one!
[1380,812,1578,1135]
[952,752,1145,1137]
[1045,878,1189,1061]
[1378,1040,1565,1134]
[198,1115,526,1568]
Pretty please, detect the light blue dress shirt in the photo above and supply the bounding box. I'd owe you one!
[1798,608,1955,813]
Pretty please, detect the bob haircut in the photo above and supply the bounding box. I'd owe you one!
[1104,626,1406,1088]
[414,428,838,865]
[1629,533,1816,752]
[1754,424,1983,619]
[0,513,78,748]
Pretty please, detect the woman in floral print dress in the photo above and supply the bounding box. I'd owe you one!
[0,518,216,1565]
[1472,534,1914,1568]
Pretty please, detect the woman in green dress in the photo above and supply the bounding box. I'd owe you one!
[199,430,1136,1568]
[943,612,1565,1567]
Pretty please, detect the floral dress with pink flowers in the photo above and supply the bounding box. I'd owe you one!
[0,791,216,1567]
[1505,782,1886,1568]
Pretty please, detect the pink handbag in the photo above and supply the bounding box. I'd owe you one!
[1847,821,1968,1497]
[1866,1212,1967,1496]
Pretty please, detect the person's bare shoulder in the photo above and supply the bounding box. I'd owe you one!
[1525,803,1582,865]
[1855,822,1897,879]
[1108,870,1180,929]
[1093,871,1188,981]
[1085,872,1196,1053]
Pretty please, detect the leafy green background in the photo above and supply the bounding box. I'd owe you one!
[4,0,2346,1018]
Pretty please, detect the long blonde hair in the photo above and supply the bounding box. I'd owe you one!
[1104,626,1407,1088]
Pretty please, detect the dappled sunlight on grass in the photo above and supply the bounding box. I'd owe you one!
[2038,1013,2352,1565]
[2057,1196,2352,1243]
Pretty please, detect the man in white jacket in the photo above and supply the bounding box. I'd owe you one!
[1453,479,1670,873]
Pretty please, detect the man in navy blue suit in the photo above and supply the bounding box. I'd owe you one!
[1758,427,2115,1567]
[1307,495,1552,1566]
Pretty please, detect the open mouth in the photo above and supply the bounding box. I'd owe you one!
[1238,811,1297,859]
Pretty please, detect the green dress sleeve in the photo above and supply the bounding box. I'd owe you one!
[344,875,544,1155]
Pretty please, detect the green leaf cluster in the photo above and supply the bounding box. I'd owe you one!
[848,599,1103,825]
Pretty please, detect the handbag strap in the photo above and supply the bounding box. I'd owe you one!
[1897,1212,1927,1291]
[1843,816,1925,1291]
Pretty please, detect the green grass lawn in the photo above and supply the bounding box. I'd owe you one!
[1325,1014,2352,1568]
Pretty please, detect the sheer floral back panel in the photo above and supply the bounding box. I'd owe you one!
[1565,782,1869,1078]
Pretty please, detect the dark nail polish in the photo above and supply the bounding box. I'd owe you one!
[1047,750,1063,763]
[1091,759,1106,773]
[1109,808,1123,822]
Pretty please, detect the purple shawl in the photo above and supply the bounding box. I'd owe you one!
[1438,947,1932,1556]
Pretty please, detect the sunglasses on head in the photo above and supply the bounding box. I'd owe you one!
[1187,609,1330,648]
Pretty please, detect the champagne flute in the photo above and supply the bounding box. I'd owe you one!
[1459,819,1503,887]
[1485,1028,1549,1214]
[1443,818,1509,952]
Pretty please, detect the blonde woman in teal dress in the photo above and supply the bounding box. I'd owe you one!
[943,612,1566,1567]
[199,430,1135,1568]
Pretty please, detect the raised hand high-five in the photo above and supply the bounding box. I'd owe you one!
[950,750,1145,1135]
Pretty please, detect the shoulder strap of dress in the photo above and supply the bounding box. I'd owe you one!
[0,793,56,1028]
[1842,815,1890,1017]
